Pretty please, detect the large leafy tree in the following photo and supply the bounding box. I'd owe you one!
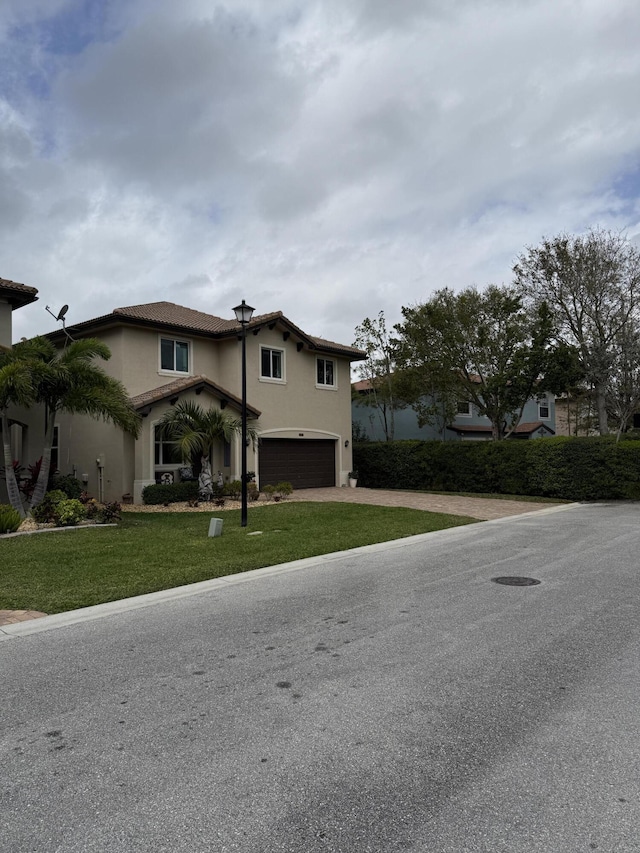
[394,285,555,440]
[353,311,400,441]
[514,228,640,435]
[25,337,141,511]
[605,325,640,440]
[157,401,257,469]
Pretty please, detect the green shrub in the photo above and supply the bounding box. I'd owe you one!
[48,474,83,499]
[142,481,199,505]
[31,489,67,523]
[0,504,22,534]
[263,482,293,501]
[95,501,121,523]
[353,437,640,501]
[56,499,87,526]
[223,480,242,500]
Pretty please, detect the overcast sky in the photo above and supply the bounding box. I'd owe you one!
[2,0,640,347]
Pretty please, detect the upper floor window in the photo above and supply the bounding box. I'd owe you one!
[160,338,190,373]
[538,398,550,420]
[261,346,284,380]
[317,357,335,387]
[457,400,472,417]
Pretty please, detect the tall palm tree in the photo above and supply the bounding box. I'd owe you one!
[0,338,52,517]
[157,401,257,475]
[26,337,142,511]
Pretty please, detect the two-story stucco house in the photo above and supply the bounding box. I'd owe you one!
[46,302,365,503]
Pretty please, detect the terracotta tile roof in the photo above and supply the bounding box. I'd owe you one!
[0,277,38,308]
[113,302,237,333]
[309,335,365,358]
[52,300,365,359]
[130,375,261,418]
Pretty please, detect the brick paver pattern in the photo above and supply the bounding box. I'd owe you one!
[290,487,560,521]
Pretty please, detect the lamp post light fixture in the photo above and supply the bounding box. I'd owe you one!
[232,299,255,527]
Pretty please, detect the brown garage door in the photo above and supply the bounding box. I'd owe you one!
[259,439,336,489]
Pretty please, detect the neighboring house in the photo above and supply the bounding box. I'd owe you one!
[44,302,365,502]
[0,278,45,506]
[352,379,555,441]
[554,394,598,436]
[0,277,39,349]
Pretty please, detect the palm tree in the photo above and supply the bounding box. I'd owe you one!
[25,337,142,511]
[157,401,257,482]
[0,338,53,517]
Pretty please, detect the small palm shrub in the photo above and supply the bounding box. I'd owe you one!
[0,504,22,534]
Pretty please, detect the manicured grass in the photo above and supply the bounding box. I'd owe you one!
[0,502,477,615]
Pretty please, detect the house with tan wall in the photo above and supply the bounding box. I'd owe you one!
[47,302,365,503]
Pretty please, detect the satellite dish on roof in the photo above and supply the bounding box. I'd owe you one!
[45,303,75,345]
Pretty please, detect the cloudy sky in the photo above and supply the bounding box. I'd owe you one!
[2,0,640,347]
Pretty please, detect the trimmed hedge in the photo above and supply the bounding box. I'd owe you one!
[142,481,199,505]
[353,437,640,502]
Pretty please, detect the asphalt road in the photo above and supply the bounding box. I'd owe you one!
[2,502,640,852]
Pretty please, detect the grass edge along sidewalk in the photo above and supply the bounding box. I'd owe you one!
[0,501,478,616]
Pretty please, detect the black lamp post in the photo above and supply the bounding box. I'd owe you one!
[232,299,255,527]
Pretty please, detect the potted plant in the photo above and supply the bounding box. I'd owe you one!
[348,470,358,488]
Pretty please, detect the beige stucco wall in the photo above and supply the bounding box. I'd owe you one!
[554,397,596,437]
[103,326,220,397]
[54,412,136,503]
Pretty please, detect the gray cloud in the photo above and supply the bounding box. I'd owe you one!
[2,0,640,347]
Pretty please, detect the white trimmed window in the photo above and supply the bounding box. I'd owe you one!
[261,346,284,380]
[316,357,336,387]
[457,400,472,417]
[538,397,550,420]
[160,337,190,373]
[154,426,180,466]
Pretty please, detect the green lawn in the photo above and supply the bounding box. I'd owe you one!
[0,502,477,614]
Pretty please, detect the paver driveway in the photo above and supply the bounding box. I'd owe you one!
[290,486,562,520]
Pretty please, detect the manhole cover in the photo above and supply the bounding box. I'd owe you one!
[492,576,541,586]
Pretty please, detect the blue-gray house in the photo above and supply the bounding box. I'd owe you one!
[352,380,556,442]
